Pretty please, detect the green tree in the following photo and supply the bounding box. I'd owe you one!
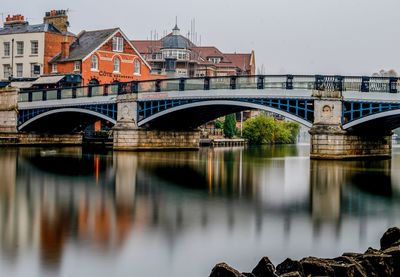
[223,114,237,138]
[242,114,300,145]
[214,119,223,129]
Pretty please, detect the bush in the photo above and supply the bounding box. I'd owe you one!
[223,114,237,138]
[242,114,300,145]
[214,119,223,129]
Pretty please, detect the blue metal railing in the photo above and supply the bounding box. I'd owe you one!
[17,75,400,103]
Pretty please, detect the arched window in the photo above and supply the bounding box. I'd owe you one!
[134,59,141,74]
[91,55,98,70]
[89,78,99,86]
[113,57,120,73]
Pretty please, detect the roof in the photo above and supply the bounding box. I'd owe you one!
[224,53,253,72]
[0,23,62,35]
[51,28,119,63]
[192,47,225,59]
[131,40,162,54]
[32,75,65,85]
[10,81,34,89]
[161,33,194,49]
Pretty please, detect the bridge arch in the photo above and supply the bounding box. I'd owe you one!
[19,108,116,131]
[343,109,400,131]
[138,100,312,129]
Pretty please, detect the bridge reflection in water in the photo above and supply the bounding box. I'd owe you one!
[0,146,400,277]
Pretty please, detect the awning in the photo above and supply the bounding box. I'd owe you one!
[32,75,65,85]
[10,81,34,89]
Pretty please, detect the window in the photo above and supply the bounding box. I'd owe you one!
[112,37,123,52]
[113,57,120,72]
[16,63,23,77]
[51,63,57,73]
[134,59,140,74]
[31,63,40,77]
[3,64,11,79]
[3,42,10,57]
[16,41,24,56]
[31,41,38,55]
[91,55,99,70]
[74,61,81,71]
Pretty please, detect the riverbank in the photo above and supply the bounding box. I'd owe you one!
[210,227,400,277]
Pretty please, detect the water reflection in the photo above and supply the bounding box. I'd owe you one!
[0,146,400,277]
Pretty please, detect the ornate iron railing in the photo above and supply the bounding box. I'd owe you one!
[17,75,400,103]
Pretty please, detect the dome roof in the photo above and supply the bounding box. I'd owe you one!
[161,34,192,49]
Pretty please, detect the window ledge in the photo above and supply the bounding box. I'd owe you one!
[15,55,23,58]
[91,69,99,72]
[29,54,39,57]
[2,56,10,59]
[113,71,121,74]
[133,73,141,76]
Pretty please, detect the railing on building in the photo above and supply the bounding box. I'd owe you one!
[18,75,400,103]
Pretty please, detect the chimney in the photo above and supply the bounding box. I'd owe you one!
[61,40,70,59]
[4,14,28,28]
[43,10,69,33]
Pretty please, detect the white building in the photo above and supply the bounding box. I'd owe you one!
[0,12,74,82]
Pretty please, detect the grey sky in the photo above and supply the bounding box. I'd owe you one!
[2,0,399,75]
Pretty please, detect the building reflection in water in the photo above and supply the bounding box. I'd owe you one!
[0,146,399,277]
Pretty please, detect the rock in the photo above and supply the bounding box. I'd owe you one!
[359,253,393,277]
[241,273,256,277]
[275,258,305,276]
[300,257,335,277]
[380,227,400,250]
[325,259,355,277]
[280,272,303,277]
[383,245,400,277]
[251,257,278,277]
[334,256,368,277]
[210,263,246,277]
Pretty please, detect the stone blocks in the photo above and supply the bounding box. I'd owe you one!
[113,128,200,150]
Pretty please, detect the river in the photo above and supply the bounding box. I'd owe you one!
[0,145,399,276]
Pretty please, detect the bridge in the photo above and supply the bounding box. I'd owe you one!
[1,74,400,159]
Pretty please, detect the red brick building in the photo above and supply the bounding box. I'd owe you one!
[132,25,255,78]
[48,28,156,85]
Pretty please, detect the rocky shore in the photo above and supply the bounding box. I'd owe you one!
[209,227,400,277]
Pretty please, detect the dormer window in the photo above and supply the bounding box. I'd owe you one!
[112,37,124,52]
[208,57,221,64]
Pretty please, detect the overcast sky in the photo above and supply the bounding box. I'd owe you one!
[2,0,399,75]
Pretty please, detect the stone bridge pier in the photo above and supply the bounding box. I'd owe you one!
[0,88,82,145]
[113,93,200,150]
[310,90,392,159]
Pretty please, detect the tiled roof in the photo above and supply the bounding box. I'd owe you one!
[192,46,225,59]
[51,28,119,63]
[131,40,162,54]
[0,23,62,35]
[224,53,252,71]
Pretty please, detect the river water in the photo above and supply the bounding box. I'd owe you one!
[0,145,399,277]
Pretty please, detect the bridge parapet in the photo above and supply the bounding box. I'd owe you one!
[16,75,400,105]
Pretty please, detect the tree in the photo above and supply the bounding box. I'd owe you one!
[373,69,398,77]
[223,114,237,138]
[242,114,300,145]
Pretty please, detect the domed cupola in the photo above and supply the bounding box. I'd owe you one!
[161,24,193,49]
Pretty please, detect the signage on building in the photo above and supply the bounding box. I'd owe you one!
[99,71,133,79]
